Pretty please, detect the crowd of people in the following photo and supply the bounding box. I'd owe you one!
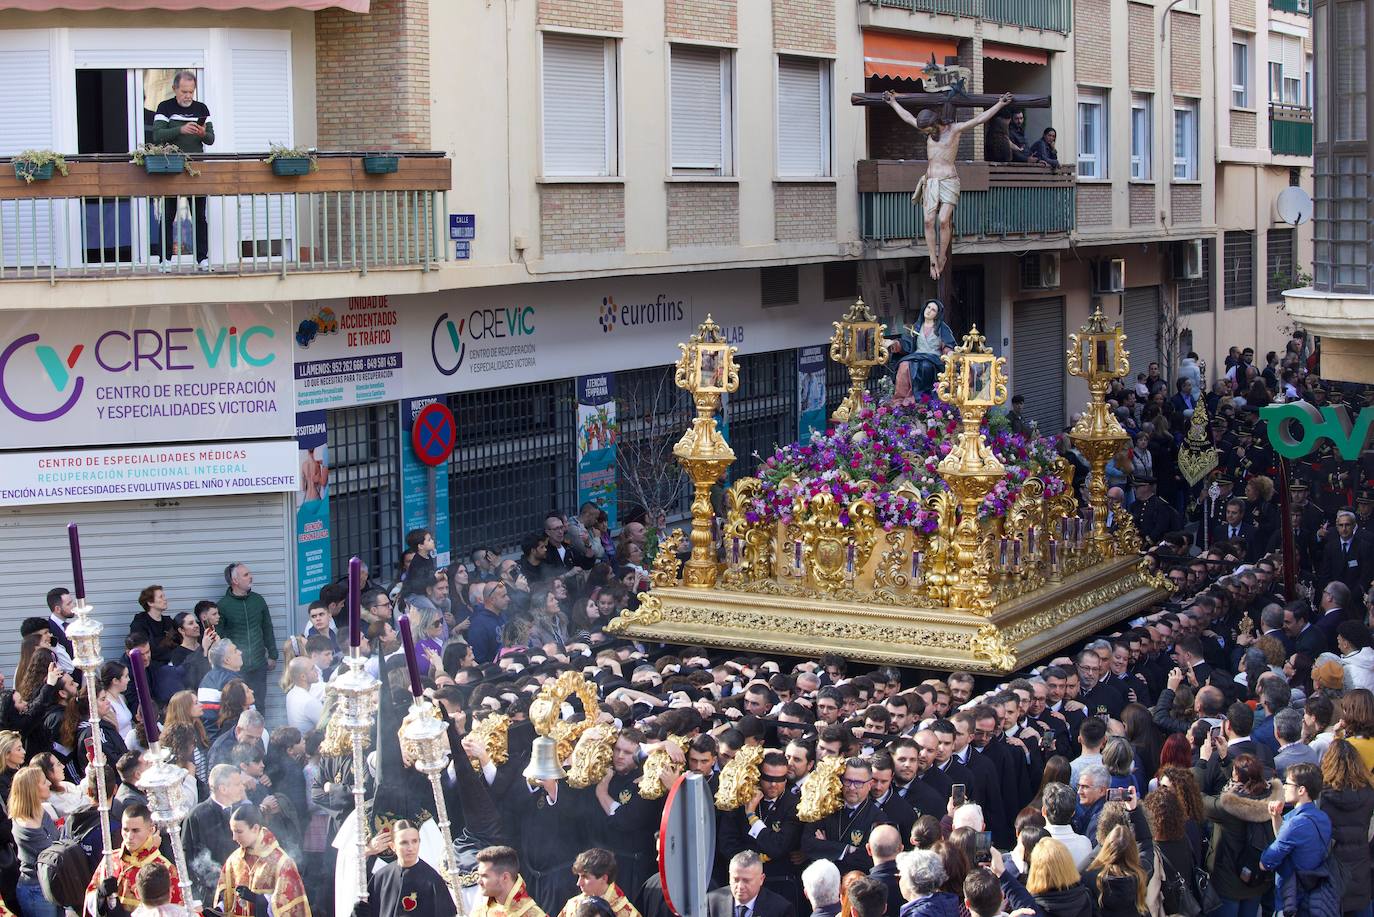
[3,331,1374,917]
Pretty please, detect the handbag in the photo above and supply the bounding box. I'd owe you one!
[1158,847,1205,917]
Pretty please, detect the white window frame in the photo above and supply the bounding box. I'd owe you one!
[669,43,736,177]
[1173,100,1199,181]
[1268,33,1306,106]
[539,33,620,178]
[1078,90,1108,179]
[775,54,833,178]
[1232,35,1251,108]
[1131,94,1152,180]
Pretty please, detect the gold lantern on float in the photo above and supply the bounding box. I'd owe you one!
[1068,303,1130,555]
[829,298,888,424]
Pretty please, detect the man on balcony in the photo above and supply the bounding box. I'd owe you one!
[881,90,1014,280]
[152,70,214,271]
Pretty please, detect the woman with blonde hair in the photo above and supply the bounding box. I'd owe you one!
[0,730,26,802]
[1082,824,1148,917]
[9,764,59,917]
[1318,739,1374,916]
[1025,838,1095,917]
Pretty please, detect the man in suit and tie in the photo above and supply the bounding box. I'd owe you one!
[1272,709,1320,777]
[707,851,796,917]
[1211,499,1258,561]
[45,586,77,670]
[1314,581,1354,652]
[1219,702,1274,769]
[1319,511,1374,595]
[1283,600,1328,658]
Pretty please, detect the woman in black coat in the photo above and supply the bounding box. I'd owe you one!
[1317,740,1374,916]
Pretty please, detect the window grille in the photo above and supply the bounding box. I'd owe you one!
[1178,237,1214,314]
[1223,231,1255,310]
[1267,228,1295,303]
[327,402,402,584]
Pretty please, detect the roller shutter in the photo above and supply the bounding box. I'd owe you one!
[1011,297,1066,434]
[1122,286,1162,377]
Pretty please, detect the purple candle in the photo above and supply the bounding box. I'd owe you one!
[67,523,86,601]
[348,556,362,649]
[998,537,1009,567]
[911,550,923,580]
[1027,526,1037,555]
[397,616,424,697]
[1012,537,1023,568]
[127,649,159,744]
[1049,539,1059,569]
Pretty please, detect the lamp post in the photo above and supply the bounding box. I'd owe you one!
[334,556,380,904]
[1067,304,1131,555]
[934,327,1007,612]
[673,314,740,588]
[828,298,889,424]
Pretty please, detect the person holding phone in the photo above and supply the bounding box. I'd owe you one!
[151,70,214,270]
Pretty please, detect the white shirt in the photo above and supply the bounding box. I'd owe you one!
[1045,822,1094,869]
[286,683,325,734]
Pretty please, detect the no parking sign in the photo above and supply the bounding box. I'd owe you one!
[410,402,456,466]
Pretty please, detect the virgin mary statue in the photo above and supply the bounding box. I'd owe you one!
[889,298,956,401]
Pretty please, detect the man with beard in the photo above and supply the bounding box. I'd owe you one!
[800,758,892,874]
[718,751,802,911]
[950,710,1013,848]
[888,738,944,817]
[867,753,917,842]
[362,821,457,917]
[586,729,669,901]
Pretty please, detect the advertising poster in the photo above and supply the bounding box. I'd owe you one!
[576,373,618,529]
[0,302,293,449]
[295,411,331,605]
[400,395,452,567]
[798,345,827,441]
[293,296,403,410]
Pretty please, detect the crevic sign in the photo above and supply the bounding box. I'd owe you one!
[1260,402,1374,460]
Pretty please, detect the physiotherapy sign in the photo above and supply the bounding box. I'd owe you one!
[1260,402,1374,460]
[0,304,293,449]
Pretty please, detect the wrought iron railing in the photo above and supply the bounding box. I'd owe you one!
[862,0,1072,33]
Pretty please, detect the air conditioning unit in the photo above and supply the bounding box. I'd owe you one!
[1020,252,1061,290]
[1172,239,1204,280]
[1093,258,1126,294]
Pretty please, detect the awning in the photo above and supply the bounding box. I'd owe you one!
[863,30,960,81]
[0,0,366,9]
[982,42,1049,66]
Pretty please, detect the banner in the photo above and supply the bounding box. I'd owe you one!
[576,373,618,529]
[798,345,827,441]
[293,297,404,410]
[295,411,331,605]
[0,440,297,506]
[400,395,452,567]
[0,303,293,449]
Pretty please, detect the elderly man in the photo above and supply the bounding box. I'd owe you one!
[183,764,247,905]
[1041,782,1093,868]
[706,851,796,917]
[151,69,213,270]
[219,562,277,709]
[198,637,243,732]
[208,708,266,769]
[801,861,841,917]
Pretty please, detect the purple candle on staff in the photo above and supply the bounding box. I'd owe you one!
[348,556,362,649]
[67,523,86,601]
[397,616,424,697]
[127,649,160,744]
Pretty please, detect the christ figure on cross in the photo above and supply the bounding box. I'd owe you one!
[882,89,1015,280]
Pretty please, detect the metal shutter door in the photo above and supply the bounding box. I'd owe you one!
[1122,286,1161,376]
[542,34,611,177]
[0,39,55,269]
[1011,297,1066,434]
[0,493,293,723]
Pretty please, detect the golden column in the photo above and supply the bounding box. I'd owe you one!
[934,327,1007,612]
[829,298,889,424]
[1067,304,1131,555]
[673,315,740,588]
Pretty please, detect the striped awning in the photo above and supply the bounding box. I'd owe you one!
[983,42,1049,66]
[0,0,366,9]
[863,30,960,81]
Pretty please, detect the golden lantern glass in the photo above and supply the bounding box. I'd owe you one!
[961,353,999,407]
[828,299,888,423]
[694,342,732,394]
[1071,308,1127,387]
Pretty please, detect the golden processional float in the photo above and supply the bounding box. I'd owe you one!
[606,303,1171,674]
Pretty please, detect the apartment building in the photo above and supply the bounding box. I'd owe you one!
[0,0,1313,655]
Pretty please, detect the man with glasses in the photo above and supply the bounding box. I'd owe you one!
[801,758,891,874]
[1074,649,1124,720]
[718,751,803,910]
[1260,763,1333,908]
[814,689,842,726]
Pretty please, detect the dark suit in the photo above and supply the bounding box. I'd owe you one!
[706,885,797,917]
[718,792,803,910]
[1295,623,1327,658]
[45,616,74,658]
[1211,522,1260,560]
[869,861,904,917]
[872,789,917,843]
[1132,494,1180,544]
[182,798,236,904]
[800,799,891,873]
[1318,537,1374,594]
[1315,608,1349,653]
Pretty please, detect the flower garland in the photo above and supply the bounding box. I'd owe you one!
[748,392,1065,532]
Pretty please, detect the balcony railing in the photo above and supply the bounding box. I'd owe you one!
[1270,0,1310,14]
[858,160,1076,242]
[862,0,1072,33]
[1270,104,1314,156]
[0,152,451,281]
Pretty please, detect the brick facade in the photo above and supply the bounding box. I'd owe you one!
[1231,0,1256,30]
[1129,185,1156,226]
[316,0,430,149]
[540,184,626,254]
[1230,110,1257,148]
[1077,184,1113,226]
[667,183,740,247]
[537,0,622,31]
[1075,0,1112,85]
[1171,184,1201,224]
[957,28,983,160]
[774,183,836,242]
[1128,3,1155,91]
[773,0,834,54]
[666,0,736,44]
[1170,12,1202,96]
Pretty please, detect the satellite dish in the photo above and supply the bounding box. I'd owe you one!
[1276,187,1314,226]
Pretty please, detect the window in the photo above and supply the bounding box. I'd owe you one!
[1232,35,1251,108]
[1131,95,1152,180]
[776,55,832,177]
[1178,238,1214,314]
[1223,231,1255,310]
[541,33,619,177]
[1267,227,1295,303]
[1269,32,1307,106]
[1334,1,1367,142]
[1077,90,1108,178]
[1173,100,1198,180]
[670,44,734,176]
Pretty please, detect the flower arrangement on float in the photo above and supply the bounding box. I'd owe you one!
[747,392,1065,533]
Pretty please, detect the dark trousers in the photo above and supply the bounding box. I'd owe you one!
[160,195,209,263]
[241,665,269,712]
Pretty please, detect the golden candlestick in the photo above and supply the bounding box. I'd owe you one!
[829,298,888,424]
[1067,304,1131,557]
[934,326,1007,612]
[673,314,740,588]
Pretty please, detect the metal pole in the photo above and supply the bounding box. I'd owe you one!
[351,711,369,902]
[425,770,465,912]
[80,634,116,876]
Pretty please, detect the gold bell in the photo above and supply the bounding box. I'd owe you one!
[523,735,565,781]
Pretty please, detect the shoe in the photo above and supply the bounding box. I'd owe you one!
[197,260,213,273]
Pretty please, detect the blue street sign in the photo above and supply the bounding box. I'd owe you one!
[455,241,471,260]
[449,213,476,240]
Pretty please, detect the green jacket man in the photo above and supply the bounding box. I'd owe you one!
[219,563,278,699]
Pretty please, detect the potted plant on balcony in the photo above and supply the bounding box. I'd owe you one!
[361,152,399,174]
[12,150,69,183]
[132,143,198,176]
[266,143,317,176]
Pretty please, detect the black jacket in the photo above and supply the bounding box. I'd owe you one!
[1318,786,1374,913]
[1032,883,1098,917]
[869,861,904,917]
[706,886,796,917]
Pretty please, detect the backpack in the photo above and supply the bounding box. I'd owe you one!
[37,837,95,909]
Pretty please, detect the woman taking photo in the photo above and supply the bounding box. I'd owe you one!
[160,611,212,702]
[1198,752,1278,917]
[1317,739,1374,917]
[9,764,58,917]
[30,752,81,821]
